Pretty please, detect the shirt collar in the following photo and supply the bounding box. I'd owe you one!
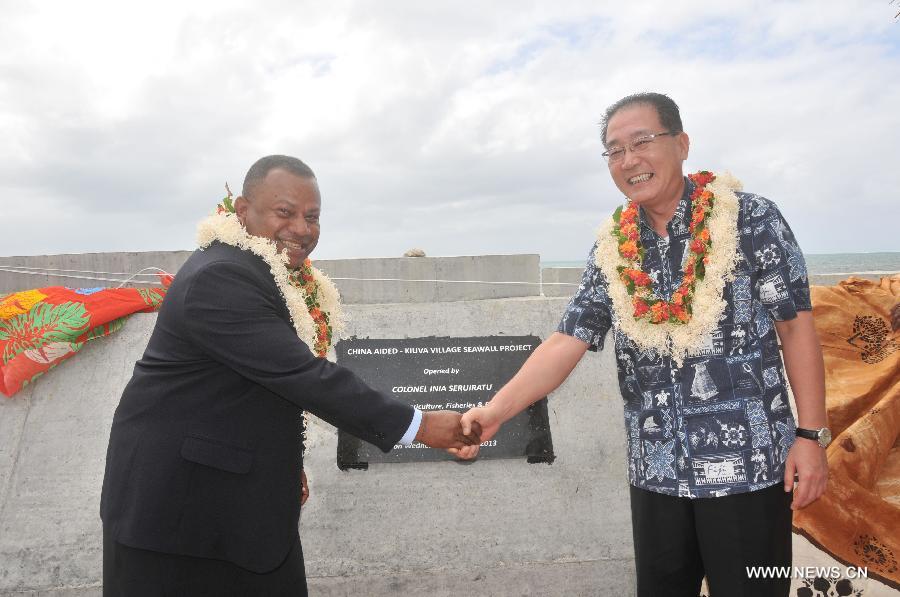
[638,176,694,235]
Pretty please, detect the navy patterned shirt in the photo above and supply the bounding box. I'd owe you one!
[558,178,812,498]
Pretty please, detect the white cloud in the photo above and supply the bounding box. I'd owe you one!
[1,0,898,260]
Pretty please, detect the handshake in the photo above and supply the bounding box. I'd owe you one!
[412,406,500,460]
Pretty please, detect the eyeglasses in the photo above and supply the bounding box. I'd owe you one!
[602,131,678,164]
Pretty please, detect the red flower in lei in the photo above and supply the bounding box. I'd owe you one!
[613,171,716,325]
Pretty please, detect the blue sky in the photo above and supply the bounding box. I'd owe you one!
[1,0,898,260]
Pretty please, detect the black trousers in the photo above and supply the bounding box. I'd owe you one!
[103,528,308,597]
[630,483,793,597]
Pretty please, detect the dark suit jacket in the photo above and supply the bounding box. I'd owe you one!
[100,242,413,572]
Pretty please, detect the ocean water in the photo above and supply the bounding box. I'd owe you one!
[542,252,900,286]
[803,252,900,277]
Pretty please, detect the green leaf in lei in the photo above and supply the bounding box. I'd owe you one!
[0,302,90,364]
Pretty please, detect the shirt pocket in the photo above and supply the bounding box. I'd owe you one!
[181,435,253,474]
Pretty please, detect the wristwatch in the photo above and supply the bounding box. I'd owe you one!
[796,427,832,448]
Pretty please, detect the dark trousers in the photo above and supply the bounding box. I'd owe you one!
[630,483,792,597]
[103,528,308,597]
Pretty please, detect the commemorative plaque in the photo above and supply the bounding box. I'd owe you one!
[336,335,554,469]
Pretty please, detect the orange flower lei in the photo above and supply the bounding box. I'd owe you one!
[216,194,333,358]
[613,170,717,325]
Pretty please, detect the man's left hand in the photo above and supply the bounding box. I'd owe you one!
[300,470,309,507]
[783,438,828,510]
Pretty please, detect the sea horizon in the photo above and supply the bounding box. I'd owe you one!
[541,251,900,277]
[542,251,900,287]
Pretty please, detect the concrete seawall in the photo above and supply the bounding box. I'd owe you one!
[0,252,552,303]
[0,295,632,596]
[5,250,884,301]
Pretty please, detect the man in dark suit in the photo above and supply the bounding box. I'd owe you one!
[100,155,479,596]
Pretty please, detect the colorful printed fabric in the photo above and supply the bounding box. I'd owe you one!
[558,177,811,498]
[0,282,170,397]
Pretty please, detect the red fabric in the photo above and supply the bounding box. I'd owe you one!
[0,280,171,397]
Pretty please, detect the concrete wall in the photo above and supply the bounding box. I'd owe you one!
[0,251,194,294]
[0,297,634,596]
[4,251,898,300]
[315,254,541,304]
[541,266,584,298]
[0,252,543,304]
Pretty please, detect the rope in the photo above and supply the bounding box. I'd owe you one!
[0,265,171,276]
[115,267,174,288]
[328,277,578,286]
[0,265,581,287]
[0,267,164,286]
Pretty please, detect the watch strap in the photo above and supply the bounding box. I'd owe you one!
[795,427,819,441]
[796,426,831,448]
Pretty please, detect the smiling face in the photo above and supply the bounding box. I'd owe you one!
[234,168,321,268]
[604,103,690,210]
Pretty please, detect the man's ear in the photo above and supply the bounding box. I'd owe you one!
[678,132,690,161]
[234,196,248,226]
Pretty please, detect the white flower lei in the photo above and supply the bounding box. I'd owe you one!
[196,211,345,361]
[594,172,742,365]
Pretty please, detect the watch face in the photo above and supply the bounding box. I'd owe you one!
[818,428,832,447]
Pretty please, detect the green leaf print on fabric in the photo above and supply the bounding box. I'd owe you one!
[0,302,90,364]
[136,288,165,309]
[85,316,127,341]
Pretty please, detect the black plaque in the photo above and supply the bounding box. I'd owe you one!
[336,335,554,469]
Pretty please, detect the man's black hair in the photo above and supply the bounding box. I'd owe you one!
[600,92,683,146]
[242,155,316,199]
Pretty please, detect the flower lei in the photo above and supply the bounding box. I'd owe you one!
[197,193,344,360]
[595,171,742,365]
[287,266,333,358]
[614,171,716,324]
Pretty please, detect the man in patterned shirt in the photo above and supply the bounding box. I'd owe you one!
[456,93,829,596]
